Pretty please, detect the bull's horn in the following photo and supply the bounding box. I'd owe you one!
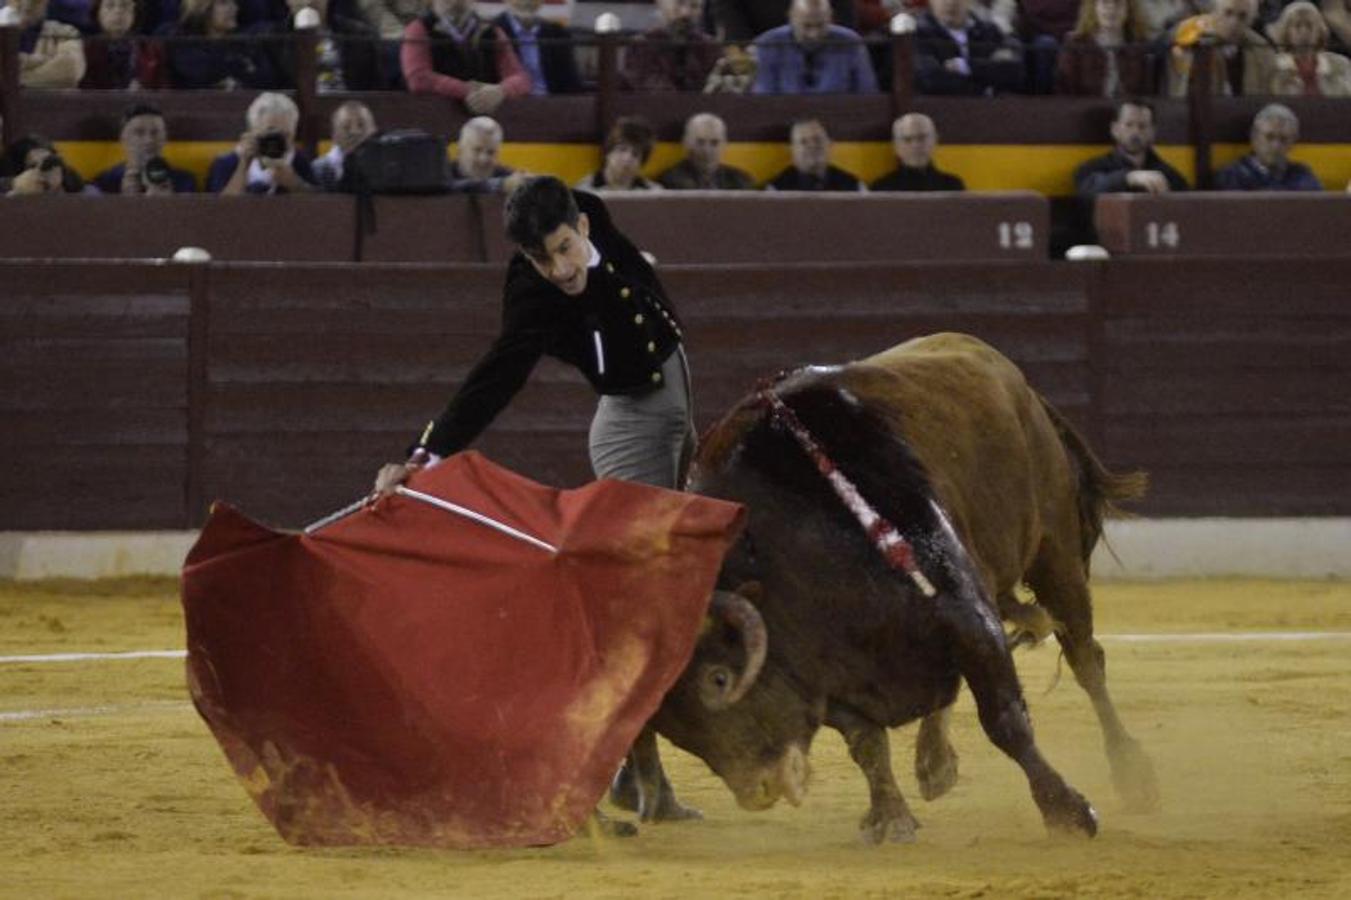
[709,588,768,706]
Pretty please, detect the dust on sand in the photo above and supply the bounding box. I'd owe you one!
[2,578,1350,898]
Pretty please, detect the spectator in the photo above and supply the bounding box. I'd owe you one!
[400,0,531,114]
[1267,1,1351,95]
[1138,0,1205,37]
[1021,0,1082,43]
[449,116,528,193]
[657,113,756,189]
[207,91,317,194]
[1075,98,1188,195]
[620,0,723,92]
[256,0,382,91]
[752,0,879,94]
[1323,0,1351,52]
[160,0,279,89]
[1167,0,1272,96]
[765,118,866,191]
[143,0,280,33]
[352,0,422,39]
[1020,0,1083,94]
[312,99,377,188]
[915,0,1025,94]
[80,0,168,88]
[1215,103,1323,190]
[715,0,856,42]
[1055,0,1158,95]
[492,0,582,95]
[870,113,966,191]
[2,134,91,193]
[576,117,665,191]
[12,0,88,88]
[93,104,197,194]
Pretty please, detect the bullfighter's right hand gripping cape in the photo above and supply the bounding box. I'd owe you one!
[181,451,744,848]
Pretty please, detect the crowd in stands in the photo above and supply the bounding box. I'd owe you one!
[1,0,1348,196]
[2,90,1342,195]
[3,0,1350,97]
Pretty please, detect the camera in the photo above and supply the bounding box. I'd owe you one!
[142,156,172,188]
[256,130,288,160]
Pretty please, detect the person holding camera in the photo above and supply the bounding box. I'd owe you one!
[93,105,198,195]
[208,92,317,194]
[2,134,90,195]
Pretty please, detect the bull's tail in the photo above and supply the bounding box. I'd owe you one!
[1037,395,1148,570]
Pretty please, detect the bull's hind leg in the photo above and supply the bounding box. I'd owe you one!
[827,704,921,844]
[942,600,1098,836]
[1027,553,1160,812]
[914,706,959,801]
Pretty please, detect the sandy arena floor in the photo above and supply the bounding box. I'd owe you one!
[2,577,1349,899]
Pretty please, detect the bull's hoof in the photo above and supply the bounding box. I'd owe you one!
[915,741,959,802]
[643,793,703,823]
[1036,781,1098,838]
[611,766,703,822]
[858,803,921,845]
[1110,738,1161,814]
[588,808,639,839]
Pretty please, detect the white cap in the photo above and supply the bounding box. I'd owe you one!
[0,5,22,25]
[294,6,321,28]
[889,12,917,33]
[1065,244,1110,261]
[172,246,213,263]
[594,12,621,33]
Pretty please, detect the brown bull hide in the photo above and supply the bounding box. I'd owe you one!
[656,332,1157,844]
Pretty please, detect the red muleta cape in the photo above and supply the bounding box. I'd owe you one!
[181,451,745,848]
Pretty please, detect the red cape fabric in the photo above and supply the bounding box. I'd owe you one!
[181,451,744,848]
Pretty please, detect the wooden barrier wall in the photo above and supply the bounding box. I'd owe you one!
[2,257,1347,530]
[4,192,1350,264]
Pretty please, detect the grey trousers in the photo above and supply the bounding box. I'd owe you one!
[588,347,695,490]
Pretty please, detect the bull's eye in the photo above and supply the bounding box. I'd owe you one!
[699,666,736,708]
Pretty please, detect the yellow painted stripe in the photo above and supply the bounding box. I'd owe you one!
[53,140,1350,194]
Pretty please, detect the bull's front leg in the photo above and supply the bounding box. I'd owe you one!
[611,726,702,823]
[827,703,920,844]
[942,596,1098,837]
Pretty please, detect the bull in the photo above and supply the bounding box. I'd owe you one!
[648,333,1158,842]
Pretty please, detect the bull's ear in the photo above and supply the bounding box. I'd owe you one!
[734,580,763,604]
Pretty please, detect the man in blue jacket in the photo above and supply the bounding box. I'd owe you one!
[1215,104,1323,192]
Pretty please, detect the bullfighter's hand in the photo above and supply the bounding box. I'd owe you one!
[371,462,418,502]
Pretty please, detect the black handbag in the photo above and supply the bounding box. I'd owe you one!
[341,129,449,195]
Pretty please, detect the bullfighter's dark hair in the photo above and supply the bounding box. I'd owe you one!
[504,176,580,255]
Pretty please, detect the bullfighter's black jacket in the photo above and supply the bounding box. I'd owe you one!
[419,190,684,457]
